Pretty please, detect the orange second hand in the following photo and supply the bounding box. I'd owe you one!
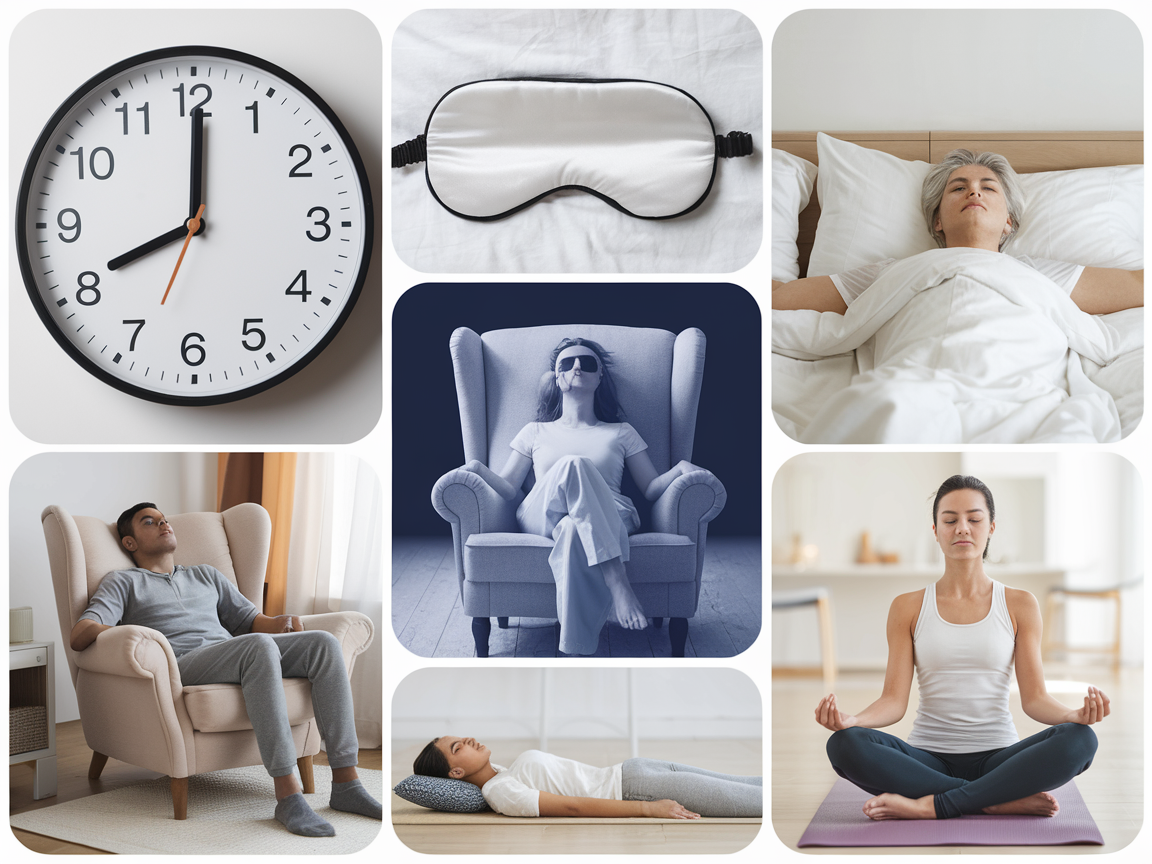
[161,204,205,306]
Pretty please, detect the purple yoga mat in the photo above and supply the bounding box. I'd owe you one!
[798,779,1103,847]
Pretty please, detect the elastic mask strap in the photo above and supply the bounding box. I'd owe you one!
[392,134,427,168]
[716,131,753,158]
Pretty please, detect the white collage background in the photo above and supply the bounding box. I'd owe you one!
[4,2,1150,863]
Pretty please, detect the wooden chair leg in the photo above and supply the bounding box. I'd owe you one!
[816,595,836,692]
[88,751,109,780]
[1110,590,1122,670]
[471,617,492,658]
[497,617,510,629]
[653,617,664,629]
[171,777,188,820]
[297,755,315,793]
[669,618,689,657]
[1041,591,1058,659]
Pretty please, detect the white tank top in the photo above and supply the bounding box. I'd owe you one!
[907,580,1019,753]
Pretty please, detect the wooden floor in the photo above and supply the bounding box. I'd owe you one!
[772,662,1143,854]
[9,719,383,854]
[392,736,762,854]
[392,535,761,657]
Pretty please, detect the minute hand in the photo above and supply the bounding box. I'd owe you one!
[108,224,193,271]
[189,107,204,216]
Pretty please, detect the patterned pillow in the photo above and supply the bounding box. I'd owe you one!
[392,774,491,812]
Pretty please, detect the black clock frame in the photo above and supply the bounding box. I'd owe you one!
[15,45,375,406]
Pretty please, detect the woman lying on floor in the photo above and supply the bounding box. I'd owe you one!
[816,474,1107,821]
[414,738,762,818]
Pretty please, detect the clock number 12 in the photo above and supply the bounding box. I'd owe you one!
[173,83,213,117]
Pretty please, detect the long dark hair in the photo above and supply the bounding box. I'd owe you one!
[932,475,996,561]
[535,337,624,423]
[413,738,450,778]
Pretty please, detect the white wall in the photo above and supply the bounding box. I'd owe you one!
[773,453,1144,668]
[772,9,1142,131]
[772,452,962,568]
[392,668,762,740]
[9,452,216,721]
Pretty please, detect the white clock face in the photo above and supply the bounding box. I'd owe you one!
[16,46,372,405]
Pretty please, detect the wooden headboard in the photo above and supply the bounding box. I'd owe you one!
[772,131,1143,279]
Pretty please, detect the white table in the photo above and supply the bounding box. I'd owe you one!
[9,640,57,799]
[773,565,1067,671]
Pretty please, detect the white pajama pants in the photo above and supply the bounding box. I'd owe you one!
[516,455,640,655]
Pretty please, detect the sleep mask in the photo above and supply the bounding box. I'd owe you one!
[557,355,598,373]
[392,77,753,221]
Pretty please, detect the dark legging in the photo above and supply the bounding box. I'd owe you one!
[826,724,1097,819]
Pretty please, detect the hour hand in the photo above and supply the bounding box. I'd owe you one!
[108,222,200,271]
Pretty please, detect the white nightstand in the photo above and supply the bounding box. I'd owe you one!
[9,640,57,799]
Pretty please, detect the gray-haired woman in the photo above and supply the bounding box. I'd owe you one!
[772,148,1143,315]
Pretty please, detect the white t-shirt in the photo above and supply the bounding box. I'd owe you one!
[481,750,623,817]
[830,254,1085,307]
[510,421,647,494]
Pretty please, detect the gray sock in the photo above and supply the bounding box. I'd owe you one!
[275,792,336,837]
[330,779,382,819]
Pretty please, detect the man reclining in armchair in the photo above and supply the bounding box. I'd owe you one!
[68,503,381,837]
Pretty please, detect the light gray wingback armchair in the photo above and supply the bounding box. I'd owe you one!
[42,502,374,819]
[431,324,726,657]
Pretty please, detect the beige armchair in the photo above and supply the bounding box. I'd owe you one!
[41,503,374,820]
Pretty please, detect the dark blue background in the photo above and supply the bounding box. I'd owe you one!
[391,283,761,536]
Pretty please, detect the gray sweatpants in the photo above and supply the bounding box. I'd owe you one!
[177,631,358,778]
[621,758,762,817]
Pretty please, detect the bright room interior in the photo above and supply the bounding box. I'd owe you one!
[8,451,383,854]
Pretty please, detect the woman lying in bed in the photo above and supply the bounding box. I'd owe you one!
[414,737,762,818]
[772,149,1143,316]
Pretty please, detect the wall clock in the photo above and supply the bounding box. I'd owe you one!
[15,45,373,406]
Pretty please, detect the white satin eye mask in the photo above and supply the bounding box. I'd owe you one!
[392,78,753,221]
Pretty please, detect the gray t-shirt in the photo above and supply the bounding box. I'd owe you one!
[79,565,259,657]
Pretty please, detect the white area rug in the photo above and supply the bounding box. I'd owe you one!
[10,765,383,854]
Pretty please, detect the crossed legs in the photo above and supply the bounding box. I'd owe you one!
[826,724,1098,819]
[517,455,646,654]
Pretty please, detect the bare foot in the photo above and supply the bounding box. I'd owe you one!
[601,559,648,630]
[982,792,1059,817]
[862,793,936,820]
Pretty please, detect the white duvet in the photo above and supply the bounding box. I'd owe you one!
[773,248,1143,443]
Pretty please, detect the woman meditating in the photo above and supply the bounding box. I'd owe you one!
[414,737,762,818]
[817,475,1106,820]
[463,337,702,655]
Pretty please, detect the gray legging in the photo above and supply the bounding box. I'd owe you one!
[177,631,359,777]
[621,758,762,817]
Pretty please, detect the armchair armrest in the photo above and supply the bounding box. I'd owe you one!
[300,611,374,673]
[432,467,521,600]
[431,467,520,534]
[651,469,727,538]
[72,624,183,699]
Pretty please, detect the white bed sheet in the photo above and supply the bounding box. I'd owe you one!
[391,9,763,273]
[772,249,1144,443]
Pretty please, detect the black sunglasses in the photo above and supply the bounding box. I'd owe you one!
[557,355,599,373]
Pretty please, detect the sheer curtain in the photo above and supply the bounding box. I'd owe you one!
[287,454,382,748]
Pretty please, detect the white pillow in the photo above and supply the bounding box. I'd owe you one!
[809,132,1144,277]
[772,149,818,282]
[808,133,933,277]
[1013,165,1143,270]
